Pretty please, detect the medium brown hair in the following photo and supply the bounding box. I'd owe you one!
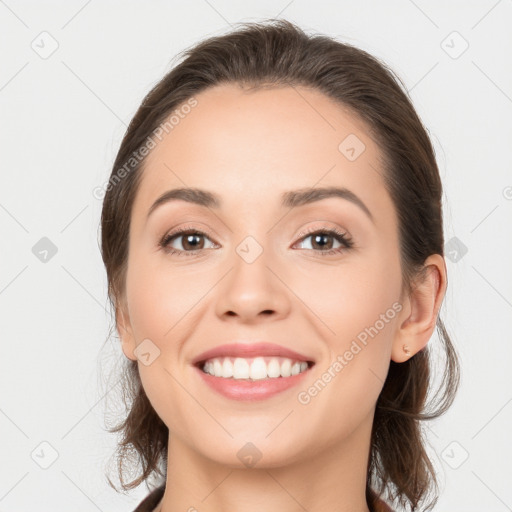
[100,19,460,511]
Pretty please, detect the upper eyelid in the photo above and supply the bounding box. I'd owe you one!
[296,225,349,237]
[165,225,347,237]
[164,224,218,240]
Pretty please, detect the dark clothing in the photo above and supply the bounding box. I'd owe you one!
[133,484,164,512]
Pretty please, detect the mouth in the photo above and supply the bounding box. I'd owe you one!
[191,342,316,401]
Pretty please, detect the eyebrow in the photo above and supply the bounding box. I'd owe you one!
[146,186,374,223]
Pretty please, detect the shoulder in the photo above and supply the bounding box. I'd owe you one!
[132,483,165,512]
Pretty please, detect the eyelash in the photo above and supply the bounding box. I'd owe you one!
[158,225,354,257]
[295,226,354,255]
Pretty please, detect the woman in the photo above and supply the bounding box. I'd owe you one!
[100,19,460,512]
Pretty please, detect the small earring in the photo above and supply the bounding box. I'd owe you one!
[403,344,411,356]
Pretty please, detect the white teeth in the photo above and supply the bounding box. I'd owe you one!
[291,362,301,375]
[267,358,281,378]
[249,357,267,380]
[213,359,223,376]
[201,356,310,380]
[222,358,233,378]
[280,359,292,377]
[233,358,250,379]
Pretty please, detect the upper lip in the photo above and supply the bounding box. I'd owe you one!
[191,342,315,366]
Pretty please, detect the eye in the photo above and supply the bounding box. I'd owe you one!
[159,227,217,256]
[158,225,353,257]
[293,227,354,255]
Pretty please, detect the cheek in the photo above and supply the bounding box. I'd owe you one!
[123,248,212,365]
[294,261,402,438]
[292,253,402,345]
[123,244,189,352]
[123,252,196,431]
[125,263,167,338]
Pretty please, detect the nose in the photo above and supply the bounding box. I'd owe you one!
[214,246,292,324]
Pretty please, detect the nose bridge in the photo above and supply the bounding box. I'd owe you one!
[214,230,290,321]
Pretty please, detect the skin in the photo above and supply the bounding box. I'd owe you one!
[116,83,446,512]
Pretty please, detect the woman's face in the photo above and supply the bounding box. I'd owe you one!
[118,83,407,467]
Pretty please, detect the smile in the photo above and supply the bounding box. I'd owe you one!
[194,357,315,401]
[201,356,312,380]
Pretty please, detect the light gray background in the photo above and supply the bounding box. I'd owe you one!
[1,1,511,510]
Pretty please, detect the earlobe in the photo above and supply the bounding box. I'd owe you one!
[391,254,446,363]
[116,301,137,361]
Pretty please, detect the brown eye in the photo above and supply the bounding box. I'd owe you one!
[295,228,353,254]
[160,229,217,255]
[179,233,205,250]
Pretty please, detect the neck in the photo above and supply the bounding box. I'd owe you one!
[157,412,374,512]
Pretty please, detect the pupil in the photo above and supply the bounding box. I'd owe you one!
[185,234,202,249]
[314,234,332,250]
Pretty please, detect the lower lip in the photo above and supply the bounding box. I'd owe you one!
[193,364,313,401]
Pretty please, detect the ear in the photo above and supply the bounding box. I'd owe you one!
[116,298,137,362]
[391,254,447,363]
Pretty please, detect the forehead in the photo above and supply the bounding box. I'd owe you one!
[132,83,392,223]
